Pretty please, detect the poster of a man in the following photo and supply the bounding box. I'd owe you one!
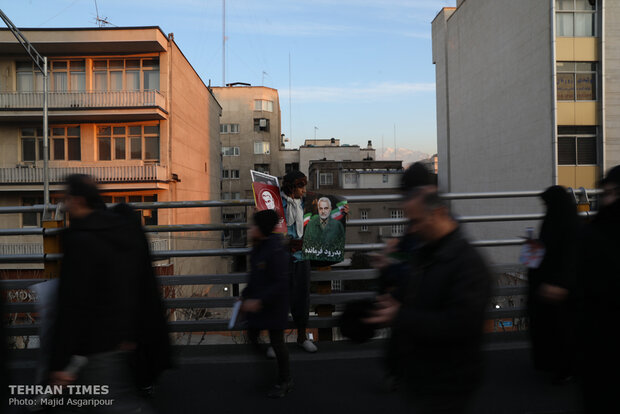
[261,190,276,210]
[251,171,287,233]
[302,195,347,264]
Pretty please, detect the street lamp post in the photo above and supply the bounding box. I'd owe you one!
[0,9,51,217]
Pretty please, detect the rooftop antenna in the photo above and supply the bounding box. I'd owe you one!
[288,52,293,147]
[222,0,226,86]
[94,0,114,27]
[393,124,397,160]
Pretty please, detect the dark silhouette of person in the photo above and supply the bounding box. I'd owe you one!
[527,185,579,382]
[365,190,491,413]
[577,165,620,413]
[48,174,171,412]
[370,162,436,388]
[242,209,292,398]
[1,292,8,412]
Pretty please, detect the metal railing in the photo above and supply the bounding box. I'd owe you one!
[0,189,600,343]
[0,90,166,110]
[0,243,43,256]
[0,165,168,184]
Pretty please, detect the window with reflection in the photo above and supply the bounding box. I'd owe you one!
[97,124,160,161]
[557,62,597,101]
[556,0,597,37]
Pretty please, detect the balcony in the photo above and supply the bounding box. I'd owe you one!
[0,165,168,185]
[0,90,167,122]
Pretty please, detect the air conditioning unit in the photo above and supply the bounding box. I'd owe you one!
[259,119,267,127]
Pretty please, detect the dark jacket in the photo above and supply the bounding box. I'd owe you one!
[243,233,290,330]
[50,205,171,385]
[577,199,620,375]
[393,228,491,395]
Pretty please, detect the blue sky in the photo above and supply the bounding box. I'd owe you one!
[2,0,456,160]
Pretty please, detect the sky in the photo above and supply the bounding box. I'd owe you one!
[1,0,456,162]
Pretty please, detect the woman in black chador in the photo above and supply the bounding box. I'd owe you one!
[527,185,579,382]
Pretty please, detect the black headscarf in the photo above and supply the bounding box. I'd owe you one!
[539,185,579,247]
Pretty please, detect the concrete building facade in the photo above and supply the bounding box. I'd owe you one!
[0,27,225,278]
[432,0,619,262]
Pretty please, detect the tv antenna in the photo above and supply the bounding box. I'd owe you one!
[94,0,115,27]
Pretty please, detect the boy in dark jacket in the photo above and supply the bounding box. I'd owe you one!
[242,209,292,398]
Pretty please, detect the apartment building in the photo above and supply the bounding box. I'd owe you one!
[0,27,225,277]
[432,0,619,261]
[210,83,283,251]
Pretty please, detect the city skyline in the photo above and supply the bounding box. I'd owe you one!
[1,0,455,158]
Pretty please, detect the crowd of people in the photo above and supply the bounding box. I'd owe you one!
[2,164,619,413]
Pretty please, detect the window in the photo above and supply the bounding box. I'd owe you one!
[222,146,240,156]
[285,163,299,173]
[254,118,270,132]
[254,99,274,112]
[254,164,270,174]
[391,209,405,236]
[223,169,240,179]
[22,197,43,227]
[344,173,358,185]
[20,128,46,162]
[222,192,241,200]
[360,209,369,232]
[16,60,86,92]
[556,0,597,37]
[97,124,159,161]
[101,194,158,225]
[16,62,44,92]
[382,174,389,183]
[319,173,334,186]
[51,60,86,92]
[254,141,270,155]
[558,126,597,165]
[557,62,597,101]
[93,58,159,92]
[51,126,81,161]
[220,123,239,133]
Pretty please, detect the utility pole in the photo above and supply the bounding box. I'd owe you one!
[0,9,50,218]
[222,0,226,86]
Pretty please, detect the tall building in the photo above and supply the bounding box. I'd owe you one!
[433,0,620,193]
[432,0,618,261]
[210,83,284,251]
[0,27,224,277]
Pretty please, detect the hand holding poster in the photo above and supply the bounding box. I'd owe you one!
[251,170,287,233]
[302,193,347,265]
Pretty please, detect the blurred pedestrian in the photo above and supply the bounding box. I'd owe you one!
[49,174,171,412]
[577,165,620,413]
[369,162,436,388]
[242,209,292,398]
[1,292,8,412]
[527,185,579,382]
[281,171,317,353]
[365,190,491,414]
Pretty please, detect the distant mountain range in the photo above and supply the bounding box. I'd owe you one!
[376,147,431,167]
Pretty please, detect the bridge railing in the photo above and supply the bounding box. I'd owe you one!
[0,189,600,344]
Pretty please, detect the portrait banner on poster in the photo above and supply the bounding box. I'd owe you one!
[251,170,287,233]
[301,193,347,265]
